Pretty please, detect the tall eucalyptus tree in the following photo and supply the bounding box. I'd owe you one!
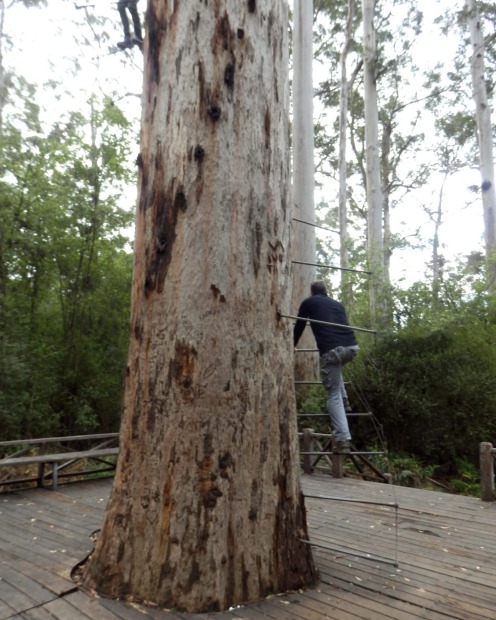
[82,1,317,612]
[464,0,496,291]
[292,0,318,377]
[337,0,361,306]
[362,0,386,327]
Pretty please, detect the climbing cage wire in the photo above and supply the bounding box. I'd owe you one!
[285,216,400,568]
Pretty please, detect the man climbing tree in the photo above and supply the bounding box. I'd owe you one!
[81,0,317,613]
[115,0,143,50]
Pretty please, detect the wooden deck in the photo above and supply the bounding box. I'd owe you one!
[1,473,495,619]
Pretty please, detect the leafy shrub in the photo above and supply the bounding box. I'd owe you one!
[348,304,496,469]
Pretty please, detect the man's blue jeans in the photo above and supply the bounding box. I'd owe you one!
[320,346,359,442]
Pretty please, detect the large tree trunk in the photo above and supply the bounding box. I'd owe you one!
[362,0,385,328]
[465,0,496,292]
[292,0,317,377]
[82,1,317,612]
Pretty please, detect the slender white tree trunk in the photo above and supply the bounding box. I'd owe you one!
[0,1,5,136]
[465,0,496,291]
[362,0,385,327]
[292,0,317,376]
[338,0,355,306]
[82,1,317,612]
[431,173,448,304]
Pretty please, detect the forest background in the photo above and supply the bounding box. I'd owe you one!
[1,0,495,495]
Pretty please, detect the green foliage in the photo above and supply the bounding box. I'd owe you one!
[0,83,134,440]
[447,459,480,496]
[367,451,437,487]
[348,287,496,469]
[296,385,329,434]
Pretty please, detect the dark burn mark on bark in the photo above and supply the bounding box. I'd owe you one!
[196,435,224,510]
[224,63,235,89]
[144,146,188,295]
[248,0,256,13]
[211,283,226,302]
[204,487,223,509]
[203,432,214,458]
[175,48,183,76]
[260,438,268,462]
[197,58,205,101]
[156,234,167,253]
[169,341,197,401]
[197,61,221,123]
[249,478,261,520]
[133,320,142,341]
[158,464,175,560]
[482,180,492,191]
[144,276,153,294]
[191,11,200,32]
[147,11,161,86]
[237,28,244,39]
[151,95,157,127]
[268,9,274,45]
[184,560,201,594]
[218,451,233,479]
[116,541,125,563]
[129,376,143,439]
[267,239,284,273]
[264,107,271,149]
[212,11,235,56]
[194,144,205,162]
[159,559,172,584]
[192,142,205,203]
[174,187,187,212]
[135,153,143,168]
[217,12,232,51]
[208,104,222,121]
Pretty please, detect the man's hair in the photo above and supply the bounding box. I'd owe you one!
[310,281,327,295]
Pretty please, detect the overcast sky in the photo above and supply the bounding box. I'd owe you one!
[7,1,486,287]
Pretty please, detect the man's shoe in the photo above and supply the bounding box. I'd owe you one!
[335,440,351,454]
[117,35,133,50]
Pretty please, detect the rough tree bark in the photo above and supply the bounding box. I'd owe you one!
[81,0,317,612]
[292,0,317,378]
[465,0,496,292]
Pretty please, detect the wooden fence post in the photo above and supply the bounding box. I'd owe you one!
[302,428,314,475]
[331,438,344,479]
[480,442,495,502]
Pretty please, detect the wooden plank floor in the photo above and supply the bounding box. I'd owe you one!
[1,473,496,619]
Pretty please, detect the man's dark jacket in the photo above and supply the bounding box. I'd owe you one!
[293,293,357,355]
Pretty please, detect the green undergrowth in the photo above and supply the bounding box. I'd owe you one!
[358,450,482,497]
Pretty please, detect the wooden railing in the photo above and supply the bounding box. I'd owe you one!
[0,433,119,490]
[480,442,496,501]
[299,428,390,483]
